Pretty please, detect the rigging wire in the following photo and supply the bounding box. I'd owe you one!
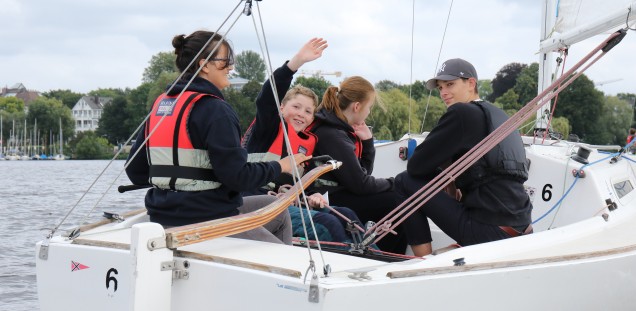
[407,0,415,134]
[541,48,568,144]
[367,30,626,245]
[420,0,454,134]
[251,1,329,277]
[47,2,245,239]
[627,6,636,31]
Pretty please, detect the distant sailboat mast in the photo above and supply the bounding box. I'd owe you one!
[59,117,63,157]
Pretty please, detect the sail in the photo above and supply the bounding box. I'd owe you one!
[540,0,636,52]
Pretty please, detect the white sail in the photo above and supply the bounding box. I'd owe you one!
[540,0,636,52]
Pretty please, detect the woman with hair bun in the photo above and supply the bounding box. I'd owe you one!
[125,30,310,244]
[309,77,406,253]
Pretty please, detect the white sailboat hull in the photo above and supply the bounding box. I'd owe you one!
[36,137,636,310]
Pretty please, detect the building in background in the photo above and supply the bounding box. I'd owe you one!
[71,96,112,133]
[1,83,40,107]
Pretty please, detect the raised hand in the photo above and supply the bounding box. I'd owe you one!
[287,38,328,71]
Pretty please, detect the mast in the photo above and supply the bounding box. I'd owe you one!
[59,117,63,157]
[535,0,556,133]
[1,114,3,156]
[537,0,636,133]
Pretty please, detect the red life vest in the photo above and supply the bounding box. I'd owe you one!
[146,91,222,191]
[247,121,318,163]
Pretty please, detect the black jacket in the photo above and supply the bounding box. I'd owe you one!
[125,76,281,226]
[311,109,393,195]
[407,100,532,226]
[243,62,295,154]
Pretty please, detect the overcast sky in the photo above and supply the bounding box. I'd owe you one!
[1,0,634,97]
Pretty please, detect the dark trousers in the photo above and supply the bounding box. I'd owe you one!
[329,189,408,254]
[394,171,509,246]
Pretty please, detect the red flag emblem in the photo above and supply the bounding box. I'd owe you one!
[71,261,90,271]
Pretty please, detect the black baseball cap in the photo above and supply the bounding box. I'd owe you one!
[425,58,478,90]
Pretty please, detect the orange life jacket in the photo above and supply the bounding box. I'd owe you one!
[146,91,222,191]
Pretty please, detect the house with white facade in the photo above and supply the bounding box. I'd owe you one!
[71,96,112,133]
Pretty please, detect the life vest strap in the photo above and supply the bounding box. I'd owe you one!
[150,165,219,182]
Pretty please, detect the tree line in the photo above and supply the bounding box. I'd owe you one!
[2,50,635,159]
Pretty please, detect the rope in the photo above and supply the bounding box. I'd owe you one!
[252,1,329,276]
[367,30,625,246]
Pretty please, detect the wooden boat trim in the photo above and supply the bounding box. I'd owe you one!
[175,250,302,278]
[70,239,301,278]
[387,243,636,279]
[164,161,342,249]
[78,208,147,232]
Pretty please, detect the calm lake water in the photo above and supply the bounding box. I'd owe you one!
[0,160,142,310]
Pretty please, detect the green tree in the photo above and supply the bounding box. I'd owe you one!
[591,96,632,145]
[488,62,527,102]
[41,89,84,109]
[241,80,263,103]
[124,82,153,141]
[223,87,255,131]
[292,76,332,101]
[88,88,126,98]
[514,63,539,106]
[0,97,25,114]
[375,80,400,92]
[146,72,180,110]
[368,89,426,139]
[552,74,603,142]
[549,116,570,139]
[495,89,521,113]
[417,96,446,132]
[478,79,493,100]
[233,50,266,82]
[25,97,74,146]
[97,96,131,145]
[74,131,112,159]
[142,51,178,83]
[399,80,429,101]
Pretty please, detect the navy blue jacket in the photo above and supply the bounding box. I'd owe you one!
[243,62,295,154]
[125,76,281,226]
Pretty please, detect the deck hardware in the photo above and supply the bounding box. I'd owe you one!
[398,146,408,160]
[38,244,49,260]
[453,257,465,266]
[571,146,591,164]
[148,237,167,250]
[308,274,320,303]
[161,260,190,280]
[571,169,586,178]
[323,264,331,277]
[348,271,371,281]
[602,213,609,222]
[605,198,618,211]
[103,212,124,222]
[66,227,80,240]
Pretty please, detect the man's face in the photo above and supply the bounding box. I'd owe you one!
[435,78,475,107]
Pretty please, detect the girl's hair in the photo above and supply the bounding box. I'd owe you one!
[172,30,234,76]
[282,85,319,108]
[317,76,375,122]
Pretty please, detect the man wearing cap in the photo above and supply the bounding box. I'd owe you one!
[394,58,533,257]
